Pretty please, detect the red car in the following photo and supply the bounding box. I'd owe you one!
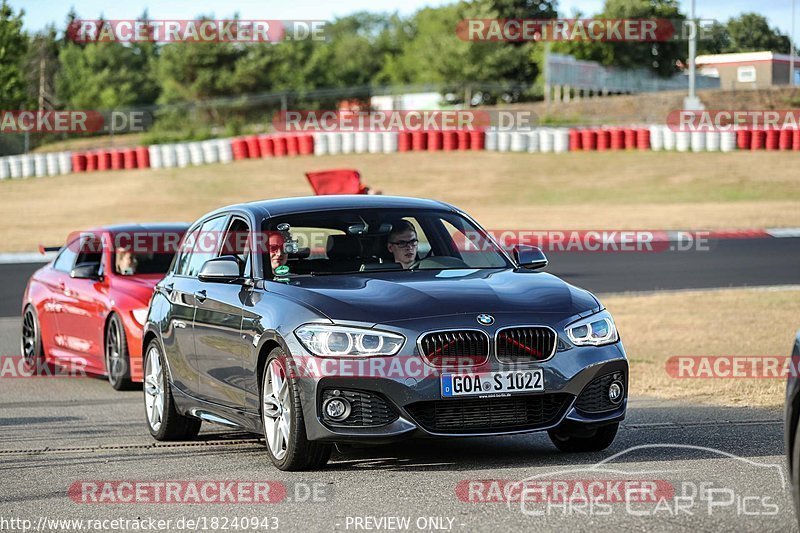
[20,224,187,389]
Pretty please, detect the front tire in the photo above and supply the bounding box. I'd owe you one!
[106,314,136,391]
[261,348,331,471]
[144,339,201,440]
[21,305,48,373]
[548,422,619,453]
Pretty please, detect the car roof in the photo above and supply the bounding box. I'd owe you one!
[209,195,458,219]
[86,223,190,235]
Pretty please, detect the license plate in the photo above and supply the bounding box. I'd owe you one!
[441,369,544,398]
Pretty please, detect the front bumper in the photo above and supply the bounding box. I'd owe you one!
[286,316,628,443]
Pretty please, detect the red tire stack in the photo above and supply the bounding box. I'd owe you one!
[609,128,625,150]
[469,129,485,150]
[97,150,111,171]
[245,136,261,158]
[794,129,800,151]
[779,129,794,151]
[258,135,274,157]
[286,135,299,156]
[580,129,597,151]
[411,131,427,151]
[123,148,138,169]
[135,146,149,168]
[232,138,249,160]
[736,130,751,150]
[273,136,287,157]
[750,129,765,150]
[636,128,650,150]
[765,128,780,151]
[397,131,412,152]
[298,134,314,155]
[596,129,611,151]
[85,152,98,172]
[623,128,637,150]
[441,130,457,151]
[456,130,470,150]
[72,153,87,172]
[569,129,582,151]
[110,149,124,170]
[427,131,442,151]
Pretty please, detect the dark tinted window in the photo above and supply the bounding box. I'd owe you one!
[185,216,228,277]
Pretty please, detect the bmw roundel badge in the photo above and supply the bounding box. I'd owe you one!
[477,314,495,326]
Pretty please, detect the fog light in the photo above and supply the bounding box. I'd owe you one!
[608,381,624,404]
[323,397,351,421]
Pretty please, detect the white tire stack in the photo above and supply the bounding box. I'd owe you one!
[313,132,328,156]
[367,131,382,154]
[217,139,233,163]
[553,129,570,153]
[354,132,369,154]
[496,131,511,152]
[58,151,72,174]
[526,130,540,153]
[188,142,204,165]
[690,131,706,152]
[201,140,219,163]
[675,131,690,152]
[662,127,676,151]
[328,132,342,155]
[161,144,177,168]
[175,143,191,168]
[45,153,59,176]
[0,158,9,180]
[484,129,498,151]
[720,131,737,152]
[705,131,720,152]
[382,131,398,153]
[33,154,47,177]
[510,131,528,152]
[148,145,163,168]
[539,129,554,153]
[340,132,355,154]
[649,125,664,151]
[20,154,35,177]
[8,156,21,178]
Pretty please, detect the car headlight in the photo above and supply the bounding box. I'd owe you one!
[131,308,148,326]
[565,310,618,346]
[294,325,404,357]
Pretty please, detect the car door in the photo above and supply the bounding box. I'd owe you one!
[41,240,80,359]
[193,215,253,408]
[49,235,106,371]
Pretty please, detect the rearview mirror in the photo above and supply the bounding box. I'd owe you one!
[513,245,548,270]
[198,256,242,283]
[70,263,101,280]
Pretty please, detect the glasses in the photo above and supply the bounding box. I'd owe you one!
[389,238,418,248]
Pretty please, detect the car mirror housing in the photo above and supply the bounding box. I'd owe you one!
[514,245,548,270]
[198,256,242,283]
[70,263,101,280]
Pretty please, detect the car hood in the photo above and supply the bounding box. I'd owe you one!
[267,268,600,325]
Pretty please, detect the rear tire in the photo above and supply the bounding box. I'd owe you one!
[261,348,331,471]
[143,339,201,440]
[106,314,136,391]
[548,422,619,453]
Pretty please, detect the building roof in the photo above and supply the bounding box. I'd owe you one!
[696,51,800,65]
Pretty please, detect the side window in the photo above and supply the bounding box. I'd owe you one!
[219,217,251,277]
[185,216,228,277]
[174,226,200,276]
[53,240,79,273]
[75,236,103,268]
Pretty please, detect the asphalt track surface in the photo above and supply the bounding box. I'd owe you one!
[1,237,798,531]
[2,236,800,318]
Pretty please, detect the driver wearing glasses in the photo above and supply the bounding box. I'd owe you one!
[387,220,419,269]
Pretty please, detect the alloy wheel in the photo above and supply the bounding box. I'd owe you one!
[144,346,165,432]
[21,308,38,367]
[262,359,291,460]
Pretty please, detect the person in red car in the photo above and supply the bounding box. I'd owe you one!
[115,247,138,275]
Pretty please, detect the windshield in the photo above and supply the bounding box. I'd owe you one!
[262,208,511,277]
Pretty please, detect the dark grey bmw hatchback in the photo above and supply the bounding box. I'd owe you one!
[142,195,628,470]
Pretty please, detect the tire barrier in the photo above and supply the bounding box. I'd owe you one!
[3,122,794,183]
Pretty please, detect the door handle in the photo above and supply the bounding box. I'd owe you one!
[194,290,207,304]
[173,320,187,329]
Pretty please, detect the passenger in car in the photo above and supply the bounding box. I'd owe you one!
[268,232,289,273]
[115,247,138,275]
[387,220,419,269]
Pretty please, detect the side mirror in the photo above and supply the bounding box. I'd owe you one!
[513,245,548,270]
[198,256,242,283]
[70,263,101,280]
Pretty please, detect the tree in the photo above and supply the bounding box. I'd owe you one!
[725,13,791,54]
[0,0,29,109]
